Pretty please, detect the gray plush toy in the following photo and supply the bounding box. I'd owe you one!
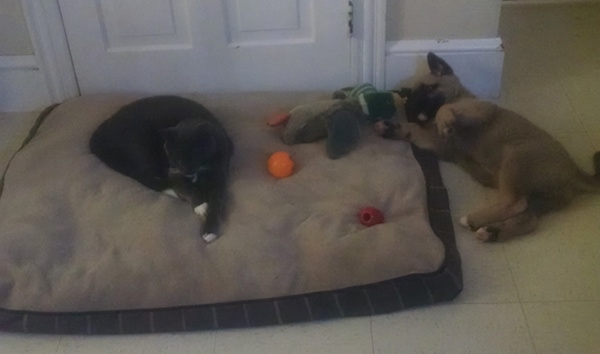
[267,84,407,159]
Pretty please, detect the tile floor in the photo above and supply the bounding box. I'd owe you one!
[1,2,599,353]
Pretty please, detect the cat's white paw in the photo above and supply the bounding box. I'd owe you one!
[194,203,208,218]
[202,233,218,243]
[163,189,178,198]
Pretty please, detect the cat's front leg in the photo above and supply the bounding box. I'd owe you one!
[193,201,220,243]
[167,174,215,242]
[185,170,229,243]
[199,181,228,243]
[194,203,208,218]
[186,191,218,243]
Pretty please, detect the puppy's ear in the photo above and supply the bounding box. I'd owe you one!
[427,52,454,76]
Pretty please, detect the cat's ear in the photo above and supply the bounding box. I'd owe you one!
[160,127,177,142]
[427,52,454,76]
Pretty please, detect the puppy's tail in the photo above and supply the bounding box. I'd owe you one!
[577,151,600,193]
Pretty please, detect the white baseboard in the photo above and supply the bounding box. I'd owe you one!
[384,38,505,98]
[503,0,599,4]
[0,55,52,112]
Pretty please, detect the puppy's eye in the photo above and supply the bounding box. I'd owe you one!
[426,84,438,92]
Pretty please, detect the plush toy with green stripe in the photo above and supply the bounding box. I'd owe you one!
[334,84,408,123]
[267,84,410,159]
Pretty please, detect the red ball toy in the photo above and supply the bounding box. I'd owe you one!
[358,207,385,227]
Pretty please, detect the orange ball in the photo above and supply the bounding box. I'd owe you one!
[267,151,295,178]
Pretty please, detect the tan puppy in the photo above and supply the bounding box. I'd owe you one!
[377,53,600,242]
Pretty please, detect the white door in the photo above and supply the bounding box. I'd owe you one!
[58,0,355,94]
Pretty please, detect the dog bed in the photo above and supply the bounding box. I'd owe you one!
[0,92,461,334]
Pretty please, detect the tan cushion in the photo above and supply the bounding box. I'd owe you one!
[0,93,444,312]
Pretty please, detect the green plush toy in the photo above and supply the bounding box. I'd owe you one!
[334,83,407,123]
[267,84,408,159]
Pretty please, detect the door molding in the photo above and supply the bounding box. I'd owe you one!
[23,0,386,103]
[353,0,387,89]
[21,0,79,103]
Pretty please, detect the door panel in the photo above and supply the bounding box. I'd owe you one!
[59,0,353,94]
[98,0,192,50]
[226,0,310,44]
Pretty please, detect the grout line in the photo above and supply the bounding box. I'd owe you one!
[54,336,62,354]
[518,299,600,304]
[502,243,539,354]
[369,316,376,354]
[557,76,591,136]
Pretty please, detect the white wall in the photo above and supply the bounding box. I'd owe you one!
[1,0,506,110]
[384,0,504,98]
[386,0,502,41]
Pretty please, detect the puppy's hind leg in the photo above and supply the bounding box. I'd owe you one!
[457,157,497,188]
[474,211,539,242]
[463,151,529,229]
[462,195,528,232]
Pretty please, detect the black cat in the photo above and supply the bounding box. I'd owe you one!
[90,95,233,243]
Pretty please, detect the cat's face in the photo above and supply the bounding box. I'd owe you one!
[162,120,217,176]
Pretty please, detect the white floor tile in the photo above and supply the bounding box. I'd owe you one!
[439,162,493,214]
[212,318,373,354]
[523,301,600,354]
[554,132,598,175]
[560,73,600,119]
[580,118,600,151]
[453,228,520,304]
[0,333,61,354]
[56,332,215,354]
[503,221,600,302]
[502,79,583,137]
[371,303,535,354]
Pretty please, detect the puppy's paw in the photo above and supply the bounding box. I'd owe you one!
[459,216,478,231]
[459,216,470,228]
[194,203,208,218]
[438,121,455,137]
[435,108,456,137]
[202,233,218,243]
[475,226,500,242]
